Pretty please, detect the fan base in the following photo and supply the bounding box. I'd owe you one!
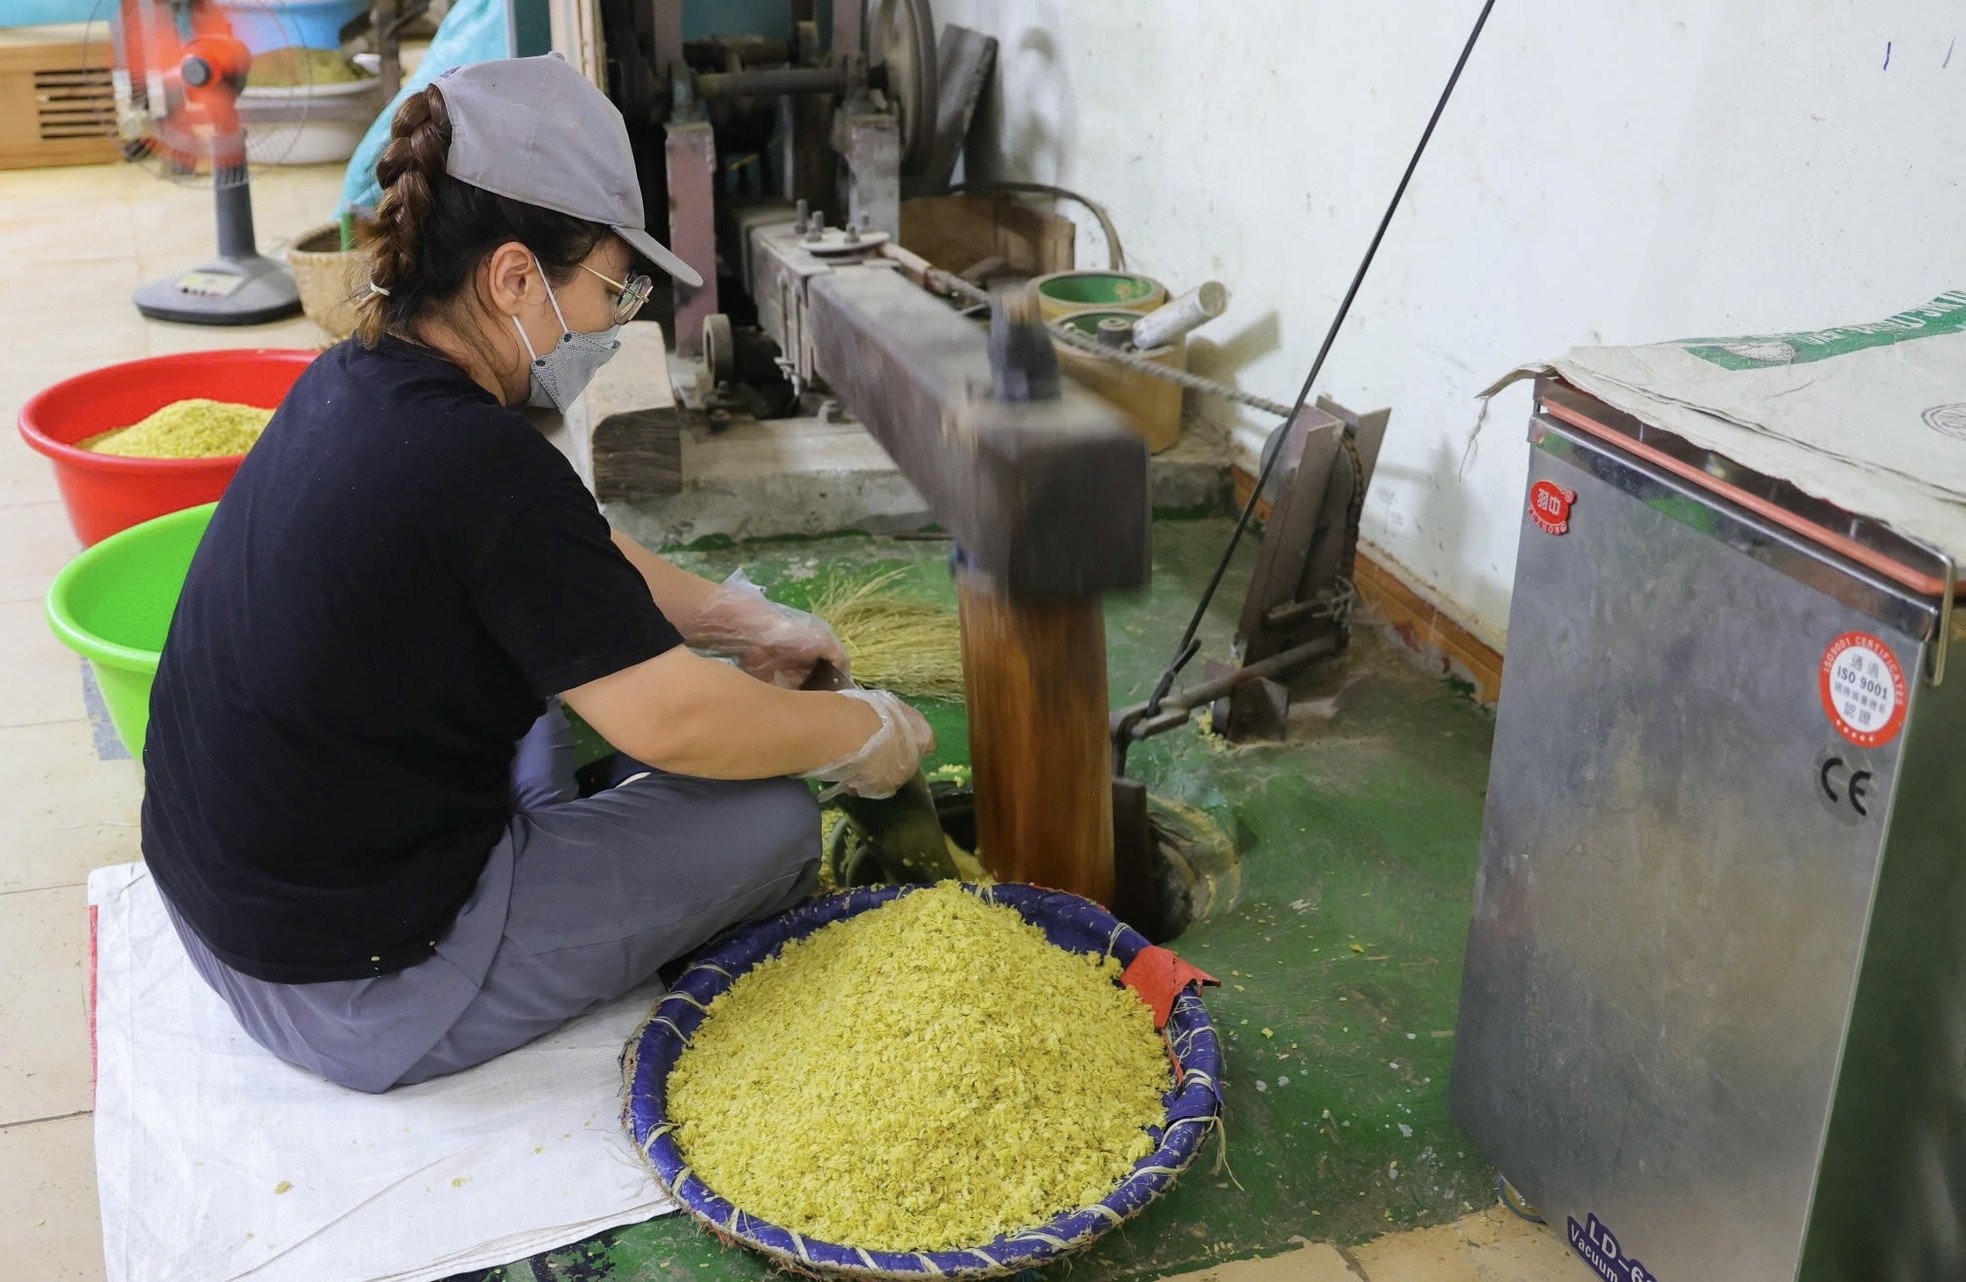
[134,254,303,327]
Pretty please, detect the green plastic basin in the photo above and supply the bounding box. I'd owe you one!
[45,502,214,759]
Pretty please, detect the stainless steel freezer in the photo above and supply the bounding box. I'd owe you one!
[1450,379,1966,1282]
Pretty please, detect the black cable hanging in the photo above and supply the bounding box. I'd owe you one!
[1139,0,1499,722]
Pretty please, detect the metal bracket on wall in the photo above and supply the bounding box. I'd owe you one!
[1106,396,1390,753]
[1219,398,1388,740]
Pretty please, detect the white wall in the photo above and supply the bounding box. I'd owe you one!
[934,0,1966,646]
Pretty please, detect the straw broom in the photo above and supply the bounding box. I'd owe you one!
[810,569,966,701]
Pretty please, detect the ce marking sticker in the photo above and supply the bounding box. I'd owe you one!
[1814,747,1879,826]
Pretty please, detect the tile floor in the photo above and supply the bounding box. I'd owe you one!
[2,159,335,1282]
[0,160,1587,1281]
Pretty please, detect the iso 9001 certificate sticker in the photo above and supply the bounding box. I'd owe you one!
[1820,632,1909,748]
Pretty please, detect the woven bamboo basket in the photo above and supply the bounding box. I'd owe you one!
[285,224,368,341]
[623,882,1225,1279]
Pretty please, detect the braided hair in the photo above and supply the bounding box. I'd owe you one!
[353,84,610,350]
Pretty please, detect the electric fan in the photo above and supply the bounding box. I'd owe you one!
[98,0,307,324]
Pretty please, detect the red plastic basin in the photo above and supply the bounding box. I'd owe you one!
[18,349,316,546]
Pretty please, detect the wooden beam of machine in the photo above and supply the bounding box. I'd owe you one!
[805,266,1150,599]
[958,577,1116,907]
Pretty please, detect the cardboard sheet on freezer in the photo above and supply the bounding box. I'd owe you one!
[1488,290,1966,566]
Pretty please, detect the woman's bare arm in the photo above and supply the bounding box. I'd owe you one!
[561,645,878,779]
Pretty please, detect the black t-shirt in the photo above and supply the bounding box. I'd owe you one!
[141,337,681,983]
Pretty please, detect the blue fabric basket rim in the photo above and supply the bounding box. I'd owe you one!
[621,882,1225,1279]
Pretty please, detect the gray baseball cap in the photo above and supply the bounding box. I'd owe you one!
[437,54,703,288]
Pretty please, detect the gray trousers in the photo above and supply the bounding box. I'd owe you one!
[161,703,820,1093]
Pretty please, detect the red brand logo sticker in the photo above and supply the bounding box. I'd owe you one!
[1820,632,1909,748]
[1529,480,1576,535]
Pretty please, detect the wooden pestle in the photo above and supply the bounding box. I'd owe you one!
[956,576,1117,906]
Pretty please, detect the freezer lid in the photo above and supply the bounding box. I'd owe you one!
[1538,380,1958,603]
[1538,379,1958,691]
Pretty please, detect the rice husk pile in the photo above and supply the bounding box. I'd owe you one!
[80,399,273,459]
[667,883,1170,1252]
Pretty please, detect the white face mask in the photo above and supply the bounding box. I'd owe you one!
[511,258,621,412]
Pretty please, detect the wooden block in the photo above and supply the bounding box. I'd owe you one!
[1014,204,1075,277]
[1055,338,1183,453]
[899,194,1076,279]
[586,323,686,502]
[899,194,997,273]
[590,409,683,502]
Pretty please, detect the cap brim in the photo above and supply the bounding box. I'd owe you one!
[615,225,703,289]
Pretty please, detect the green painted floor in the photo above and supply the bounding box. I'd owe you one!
[474,517,1501,1281]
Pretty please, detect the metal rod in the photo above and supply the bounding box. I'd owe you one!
[1157,634,1342,716]
[213,162,256,261]
[1109,632,1343,775]
[694,66,847,98]
[878,239,934,281]
[1110,633,1342,773]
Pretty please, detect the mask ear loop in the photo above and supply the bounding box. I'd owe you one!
[510,255,572,363]
[535,255,574,339]
[511,314,542,363]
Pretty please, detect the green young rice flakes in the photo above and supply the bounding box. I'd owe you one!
[666,883,1170,1252]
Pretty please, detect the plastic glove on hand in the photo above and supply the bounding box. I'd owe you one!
[803,688,936,799]
[691,569,848,688]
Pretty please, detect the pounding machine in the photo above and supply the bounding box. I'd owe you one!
[588,2,1386,915]
[700,212,1382,916]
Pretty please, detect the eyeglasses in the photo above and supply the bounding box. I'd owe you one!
[579,262,654,326]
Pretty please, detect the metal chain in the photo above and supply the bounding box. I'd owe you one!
[1047,324,1301,418]
[1333,428,1367,632]
[923,268,1300,418]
